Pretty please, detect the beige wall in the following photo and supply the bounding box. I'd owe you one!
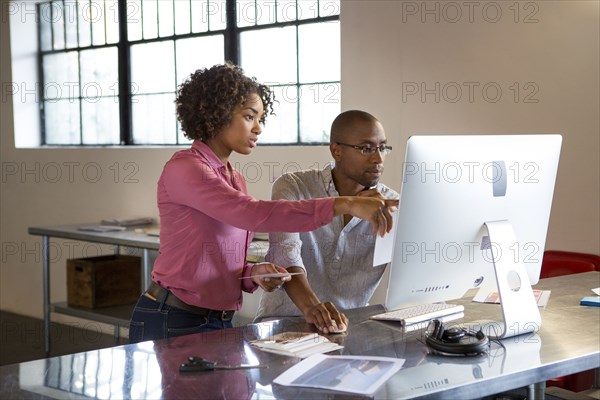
[341,0,599,254]
[1,1,598,326]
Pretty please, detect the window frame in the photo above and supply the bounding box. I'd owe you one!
[36,0,340,146]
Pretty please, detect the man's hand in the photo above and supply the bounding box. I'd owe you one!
[303,302,349,334]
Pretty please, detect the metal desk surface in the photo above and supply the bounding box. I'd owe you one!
[1,272,598,399]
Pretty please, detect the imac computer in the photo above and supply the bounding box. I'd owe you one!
[383,134,562,339]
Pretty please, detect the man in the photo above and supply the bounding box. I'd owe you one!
[254,110,399,333]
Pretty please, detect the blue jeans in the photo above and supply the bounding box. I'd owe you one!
[128,294,233,344]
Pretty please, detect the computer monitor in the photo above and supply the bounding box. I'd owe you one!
[384,134,562,338]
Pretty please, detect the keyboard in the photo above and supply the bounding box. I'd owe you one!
[369,303,465,326]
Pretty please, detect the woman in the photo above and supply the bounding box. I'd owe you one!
[129,63,397,342]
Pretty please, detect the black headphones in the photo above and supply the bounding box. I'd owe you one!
[425,319,489,356]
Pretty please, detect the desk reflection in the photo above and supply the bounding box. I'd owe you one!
[384,332,542,399]
[18,321,310,399]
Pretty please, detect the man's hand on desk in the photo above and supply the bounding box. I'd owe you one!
[278,266,349,334]
[304,302,349,334]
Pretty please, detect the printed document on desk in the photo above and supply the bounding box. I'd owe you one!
[250,332,342,358]
[473,289,551,308]
[274,354,404,396]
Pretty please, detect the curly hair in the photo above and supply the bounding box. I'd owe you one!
[175,62,275,141]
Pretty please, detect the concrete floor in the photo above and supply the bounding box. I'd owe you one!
[0,311,127,366]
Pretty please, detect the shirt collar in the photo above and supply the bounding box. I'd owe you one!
[192,140,230,171]
[322,162,338,196]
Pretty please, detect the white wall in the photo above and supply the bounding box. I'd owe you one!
[1,1,598,330]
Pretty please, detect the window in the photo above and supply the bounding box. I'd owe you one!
[36,0,340,146]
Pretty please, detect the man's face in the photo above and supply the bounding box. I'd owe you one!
[332,120,388,188]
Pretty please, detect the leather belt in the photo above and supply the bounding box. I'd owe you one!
[144,282,235,321]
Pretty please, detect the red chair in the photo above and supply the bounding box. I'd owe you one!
[541,250,600,393]
[540,250,600,279]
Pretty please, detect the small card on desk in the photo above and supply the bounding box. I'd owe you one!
[580,296,600,307]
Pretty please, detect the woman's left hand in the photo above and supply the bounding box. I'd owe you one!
[251,262,292,292]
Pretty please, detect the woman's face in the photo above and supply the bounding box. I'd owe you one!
[218,93,264,156]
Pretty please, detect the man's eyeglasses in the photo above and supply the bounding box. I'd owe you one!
[336,142,393,156]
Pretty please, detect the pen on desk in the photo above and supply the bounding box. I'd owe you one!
[180,357,268,373]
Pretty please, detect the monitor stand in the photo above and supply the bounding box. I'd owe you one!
[475,220,542,340]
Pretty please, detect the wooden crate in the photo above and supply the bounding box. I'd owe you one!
[67,255,141,308]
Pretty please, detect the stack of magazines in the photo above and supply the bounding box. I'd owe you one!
[250,332,343,359]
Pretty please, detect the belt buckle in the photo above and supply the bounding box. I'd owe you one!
[219,310,233,321]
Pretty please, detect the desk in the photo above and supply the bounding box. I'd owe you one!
[1,271,599,399]
[28,224,269,353]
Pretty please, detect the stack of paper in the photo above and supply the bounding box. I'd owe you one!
[101,217,154,227]
[251,332,342,358]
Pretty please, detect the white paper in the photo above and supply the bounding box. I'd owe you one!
[373,212,398,267]
[274,354,405,396]
[251,332,342,358]
[592,288,600,296]
[473,289,551,308]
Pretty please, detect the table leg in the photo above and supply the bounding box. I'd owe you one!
[142,248,151,291]
[528,382,546,400]
[43,235,50,354]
